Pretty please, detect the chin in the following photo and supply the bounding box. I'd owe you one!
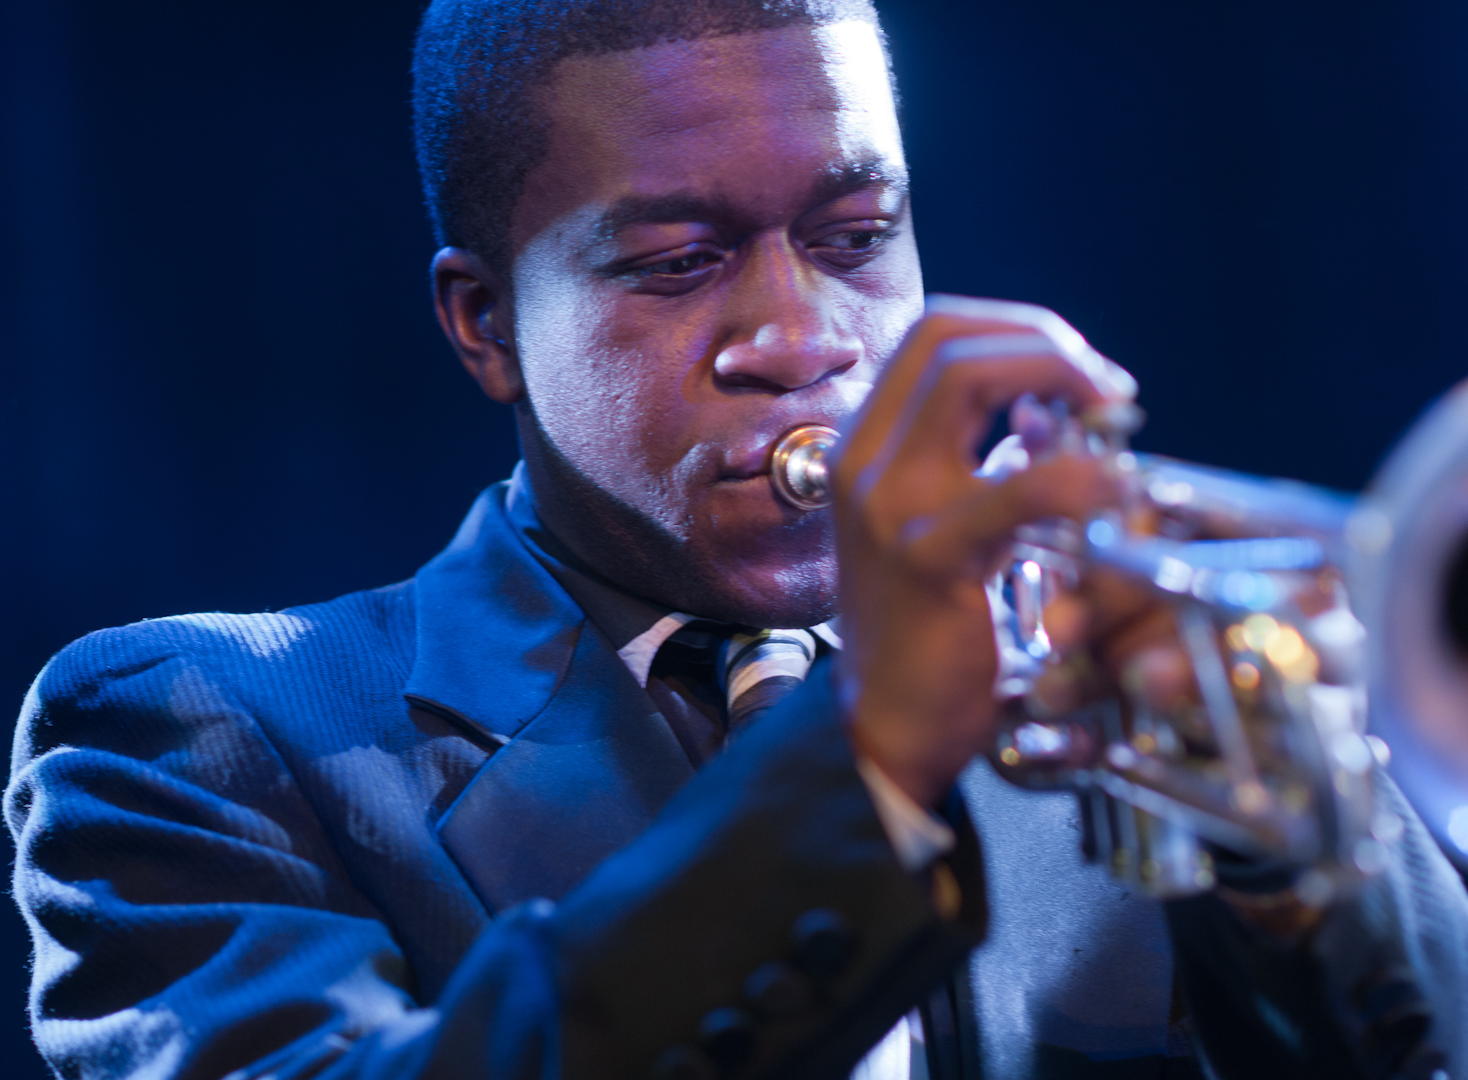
[675,535,839,629]
[524,434,840,626]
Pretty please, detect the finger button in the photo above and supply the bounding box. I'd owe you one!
[742,960,814,1020]
[790,909,856,978]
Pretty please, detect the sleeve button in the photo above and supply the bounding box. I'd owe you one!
[652,1044,718,1080]
[698,1006,754,1072]
[743,960,815,1020]
[790,908,856,978]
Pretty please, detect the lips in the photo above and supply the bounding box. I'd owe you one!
[719,441,775,481]
[718,420,839,482]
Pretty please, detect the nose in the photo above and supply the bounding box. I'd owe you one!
[712,239,864,392]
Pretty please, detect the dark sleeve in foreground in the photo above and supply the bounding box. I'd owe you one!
[7,641,984,1080]
[1167,768,1468,1080]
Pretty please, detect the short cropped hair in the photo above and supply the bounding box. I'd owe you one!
[412,0,884,274]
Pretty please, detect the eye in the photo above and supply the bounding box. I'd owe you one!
[810,221,898,264]
[645,252,715,275]
[827,229,883,251]
[632,246,721,277]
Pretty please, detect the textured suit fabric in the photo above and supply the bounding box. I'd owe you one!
[7,482,983,1080]
[1165,764,1468,1080]
[9,479,1468,1080]
[956,763,1177,1076]
[958,756,1468,1079]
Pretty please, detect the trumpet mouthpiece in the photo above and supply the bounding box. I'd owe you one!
[771,424,839,511]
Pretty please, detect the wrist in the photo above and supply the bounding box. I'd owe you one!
[846,711,956,809]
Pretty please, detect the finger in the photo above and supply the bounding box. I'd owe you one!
[1032,659,1089,715]
[1076,568,1160,641]
[1055,571,1186,675]
[1041,592,1091,652]
[850,351,1113,512]
[1121,645,1197,712]
[844,296,1133,474]
[1095,602,1181,675]
[924,295,1137,402]
[895,348,1106,467]
[843,317,1055,474]
[901,455,1119,574]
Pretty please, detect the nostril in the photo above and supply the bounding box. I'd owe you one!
[713,356,857,393]
[713,338,863,393]
[715,368,791,392]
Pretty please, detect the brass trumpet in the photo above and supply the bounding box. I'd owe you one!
[768,382,1468,900]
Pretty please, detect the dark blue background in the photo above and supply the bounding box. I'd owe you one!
[4,2,1467,1074]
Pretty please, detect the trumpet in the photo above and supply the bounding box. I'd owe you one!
[769,380,1468,901]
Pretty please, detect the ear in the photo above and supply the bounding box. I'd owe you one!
[432,247,524,403]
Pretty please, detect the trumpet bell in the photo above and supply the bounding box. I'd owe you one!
[1350,378,1468,874]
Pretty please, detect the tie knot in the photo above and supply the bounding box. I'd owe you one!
[648,621,823,736]
[718,628,819,733]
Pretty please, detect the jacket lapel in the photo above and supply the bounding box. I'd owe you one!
[406,482,696,912]
[437,614,695,910]
[403,484,583,740]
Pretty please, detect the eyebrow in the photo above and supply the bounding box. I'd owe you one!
[809,159,910,209]
[590,158,910,244]
[593,193,741,244]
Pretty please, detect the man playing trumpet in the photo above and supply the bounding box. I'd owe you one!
[9,1,1466,1078]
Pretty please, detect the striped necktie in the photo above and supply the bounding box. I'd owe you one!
[716,628,820,733]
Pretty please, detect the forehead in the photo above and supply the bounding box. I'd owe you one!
[511,22,905,247]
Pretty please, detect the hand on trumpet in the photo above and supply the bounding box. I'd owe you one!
[835,294,1349,931]
[1028,571,1196,719]
[836,295,1168,809]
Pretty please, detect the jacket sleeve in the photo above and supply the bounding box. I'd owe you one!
[7,636,984,1080]
[1166,766,1468,1080]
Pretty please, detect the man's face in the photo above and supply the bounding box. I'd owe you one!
[505,21,921,626]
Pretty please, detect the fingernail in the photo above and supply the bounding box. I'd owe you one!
[934,333,1060,365]
[1101,356,1138,400]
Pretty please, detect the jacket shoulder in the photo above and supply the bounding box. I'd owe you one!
[14,581,417,767]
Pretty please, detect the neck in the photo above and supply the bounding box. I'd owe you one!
[514,406,838,627]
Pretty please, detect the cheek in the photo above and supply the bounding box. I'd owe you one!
[879,242,926,318]
[515,284,700,491]
[847,276,924,373]
[838,235,925,361]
